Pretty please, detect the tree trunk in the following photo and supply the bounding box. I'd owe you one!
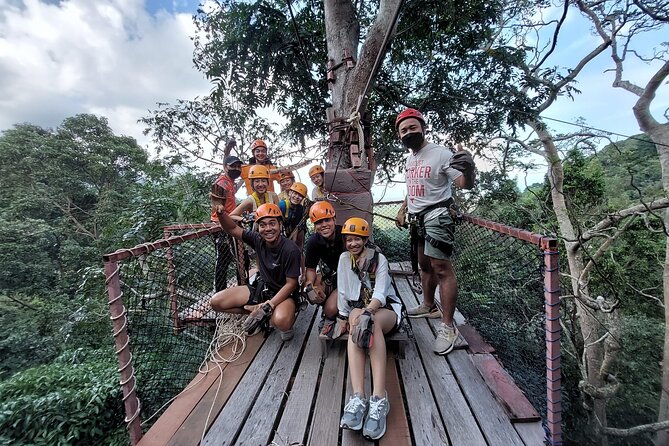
[324,0,359,123]
[322,0,402,224]
[630,64,669,442]
[323,0,401,169]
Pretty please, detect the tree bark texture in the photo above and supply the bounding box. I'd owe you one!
[323,0,401,171]
[632,84,669,445]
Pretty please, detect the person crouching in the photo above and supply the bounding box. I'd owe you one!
[209,203,301,341]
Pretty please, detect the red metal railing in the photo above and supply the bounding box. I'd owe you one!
[464,215,562,446]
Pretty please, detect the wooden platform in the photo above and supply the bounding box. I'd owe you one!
[138,262,545,446]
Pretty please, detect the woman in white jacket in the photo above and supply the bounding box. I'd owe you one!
[337,217,402,441]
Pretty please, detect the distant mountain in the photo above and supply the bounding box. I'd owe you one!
[593,134,664,208]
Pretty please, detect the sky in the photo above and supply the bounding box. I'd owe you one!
[0,0,667,200]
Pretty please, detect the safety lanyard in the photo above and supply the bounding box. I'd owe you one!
[252,192,269,209]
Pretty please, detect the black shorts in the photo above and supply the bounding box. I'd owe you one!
[246,279,300,305]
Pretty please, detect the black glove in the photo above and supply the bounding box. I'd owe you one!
[450,151,476,189]
[242,302,273,335]
[351,310,374,349]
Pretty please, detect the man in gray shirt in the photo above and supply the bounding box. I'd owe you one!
[395,108,474,355]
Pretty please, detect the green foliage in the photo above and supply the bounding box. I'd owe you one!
[116,171,213,245]
[596,135,663,210]
[0,296,60,378]
[0,349,126,446]
[607,315,664,446]
[561,148,605,210]
[142,0,536,177]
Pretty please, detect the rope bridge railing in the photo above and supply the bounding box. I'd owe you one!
[102,205,561,445]
[102,224,239,444]
[455,215,562,446]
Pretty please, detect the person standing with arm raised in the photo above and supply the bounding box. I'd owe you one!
[209,201,301,341]
[395,108,475,356]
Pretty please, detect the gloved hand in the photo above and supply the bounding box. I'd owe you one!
[242,302,273,335]
[210,183,228,210]
[449,147,476,189]
[350,310,374,349]
[332,317,349,339]
[395,203,407,229]
[303,283,326,305]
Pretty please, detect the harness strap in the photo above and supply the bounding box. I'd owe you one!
[424,233,453,257]
[409,197,454,220]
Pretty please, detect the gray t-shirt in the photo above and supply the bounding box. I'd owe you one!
[405,142,462,219]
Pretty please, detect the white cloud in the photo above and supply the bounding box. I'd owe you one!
[0,0,210,149]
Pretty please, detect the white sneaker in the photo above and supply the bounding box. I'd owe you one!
[434,322,457,355]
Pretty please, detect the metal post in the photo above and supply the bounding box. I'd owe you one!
[543,238,562,445]
[104,260,143,445]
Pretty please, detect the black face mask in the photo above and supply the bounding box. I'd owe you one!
[227,169,241,180]
[401,132,424,150]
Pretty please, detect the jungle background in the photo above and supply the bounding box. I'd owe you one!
[0,0,668,445]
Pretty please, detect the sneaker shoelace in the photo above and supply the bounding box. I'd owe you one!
[344,396,365,414]
[367,398,385,420]
[438,325,456,340]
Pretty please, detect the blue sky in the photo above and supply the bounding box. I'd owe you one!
[0,0,666,198]
[144,0,199,15]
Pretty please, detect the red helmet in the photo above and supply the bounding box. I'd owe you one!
[395,108,425,130]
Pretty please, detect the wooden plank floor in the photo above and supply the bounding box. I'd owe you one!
[138,262,545,446]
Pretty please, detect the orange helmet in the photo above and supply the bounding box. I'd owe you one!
[309,165,325,177]
[341,217,370,237]
[256,203,282,221]
[309,201,335,223]
[395,108,425,130]
[250,139,267,152]
[279,170,295,181]
[290,182,307,198]
[248,165,270,179]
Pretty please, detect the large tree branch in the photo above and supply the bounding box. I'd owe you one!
[536,38,612,113]
[633,59,669,130]
[578,198,669,245]
[501,136,546,158]
[599,419,669,437]
[345,0,402,114]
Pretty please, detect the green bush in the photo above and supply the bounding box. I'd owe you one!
[0,349,127,446]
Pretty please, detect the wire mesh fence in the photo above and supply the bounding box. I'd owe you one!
[103,203,561,443]
[455,221,547,409]
[103,225,240,436]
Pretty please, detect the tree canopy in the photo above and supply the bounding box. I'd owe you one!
[144,0,534,177]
